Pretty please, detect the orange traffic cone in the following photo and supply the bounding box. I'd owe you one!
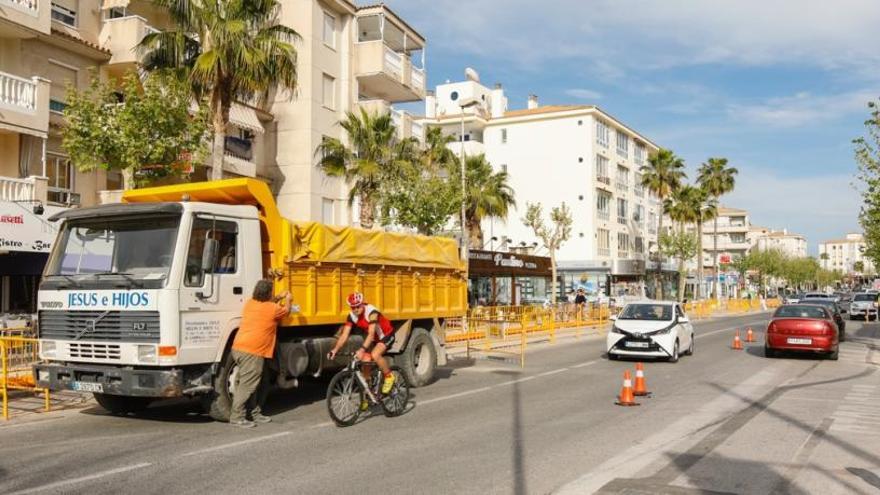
[616,370,640,406]
[746,327,755,343]
[633,362,651,397]
[732,330,744,350]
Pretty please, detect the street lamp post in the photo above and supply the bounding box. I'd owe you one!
[698,205,711,301]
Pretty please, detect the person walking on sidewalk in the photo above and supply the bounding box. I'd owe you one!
[229,279,292,428]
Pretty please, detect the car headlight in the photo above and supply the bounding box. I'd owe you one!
[137,345,157,363]
[653,327,673,335]
[41,340,56,359]
[611,326,624,334]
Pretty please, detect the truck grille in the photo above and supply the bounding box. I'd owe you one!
[67,342,121,360]
[39,311,160,343]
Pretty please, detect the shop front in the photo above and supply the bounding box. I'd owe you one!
[468,250,552,306]
[0,201,64,316]
[610,259,647,299]
[557,260,611,301]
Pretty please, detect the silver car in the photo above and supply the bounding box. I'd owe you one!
[848,292,878,320]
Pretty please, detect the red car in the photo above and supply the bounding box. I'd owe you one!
[765,304,839,360]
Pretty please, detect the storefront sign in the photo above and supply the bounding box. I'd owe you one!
[0,201,64,253]
[468,249,551,276]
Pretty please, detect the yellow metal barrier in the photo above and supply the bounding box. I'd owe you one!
[1,335,50,420]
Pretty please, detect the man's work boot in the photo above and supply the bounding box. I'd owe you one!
[230,419,256,428]
[250,413,272,424]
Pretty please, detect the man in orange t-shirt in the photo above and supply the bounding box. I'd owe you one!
[229,279,291,428]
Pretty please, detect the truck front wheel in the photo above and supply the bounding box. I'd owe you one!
[398,328,437,387]
[203,351,236,421]
[93,393,152,414]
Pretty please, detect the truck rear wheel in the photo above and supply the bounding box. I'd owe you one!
[93,393,152,414]
[203,351,235,422]
[398,328,436,387]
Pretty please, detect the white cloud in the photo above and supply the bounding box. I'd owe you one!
[565,88,602,100]
[728,89,877,128]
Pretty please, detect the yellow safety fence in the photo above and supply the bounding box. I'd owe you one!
[445,303,611,367]
[686,298,781,320]
[1,333,50,420]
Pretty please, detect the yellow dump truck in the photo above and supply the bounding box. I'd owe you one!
[34,179,466,420]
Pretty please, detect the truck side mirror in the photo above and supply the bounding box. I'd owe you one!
[202,239,219,272]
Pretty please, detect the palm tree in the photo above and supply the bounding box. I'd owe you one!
[640,148,686,299]
[316,108,408,228]
[695,188,718,300]
[697,157,739,298]
[140,0,300,180]
[665,185,703,301]
[450,154,516,247]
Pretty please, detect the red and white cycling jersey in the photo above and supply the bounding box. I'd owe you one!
[343,304,394,340]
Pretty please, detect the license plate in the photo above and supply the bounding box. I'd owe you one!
[72,381,103,393]
[786,338,812,345]
[625,341,649,348]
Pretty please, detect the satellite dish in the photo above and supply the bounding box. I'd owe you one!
[464,67,480,83]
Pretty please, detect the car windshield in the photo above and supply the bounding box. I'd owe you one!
[774,306,828,319]
[44,215,180,288]
[853,294,875,302]
[618,304,673,321]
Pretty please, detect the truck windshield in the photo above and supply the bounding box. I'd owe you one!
[43,215,180,289]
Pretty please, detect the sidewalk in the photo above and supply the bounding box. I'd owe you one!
[1,389,92,424]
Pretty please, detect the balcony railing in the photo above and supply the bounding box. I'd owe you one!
[598,209,610,221]
[0,177,37,201]
[634,186,644,197]
[411,120,424,141]
[1,0,37,13]
[0,71,37,113]
[616,180,628,191]
[384,47,404,78]
[411,66,425,92]
[391,108,403,129]
[617,215,627,225]
[596,175,611,185]
[598,247,610,257]
[618,249,629,258]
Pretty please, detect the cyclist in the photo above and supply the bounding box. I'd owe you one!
[328,292,397,395]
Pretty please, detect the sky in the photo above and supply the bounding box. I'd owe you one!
[383,0,880,254]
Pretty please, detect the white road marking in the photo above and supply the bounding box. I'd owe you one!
[180,431,292,457]
[9,462,153,495]
[536,367,570,377]
[571,360,599,369]
[417,386,494,406]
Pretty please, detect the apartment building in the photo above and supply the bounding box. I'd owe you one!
[819,233,875,275]
[417,71,665,299]
[751,227,807,259]
[0,0,428,312]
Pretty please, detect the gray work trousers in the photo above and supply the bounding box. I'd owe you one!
[229,349,270,422]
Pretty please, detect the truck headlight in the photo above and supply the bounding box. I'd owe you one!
[41,341,56,359]
[137,345,157,363]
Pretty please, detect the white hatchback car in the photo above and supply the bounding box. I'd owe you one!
[606,301,695,362]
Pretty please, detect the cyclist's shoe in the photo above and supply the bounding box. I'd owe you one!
[381,373,395,394]
[360,399,370,411]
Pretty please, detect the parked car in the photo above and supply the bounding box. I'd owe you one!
[765,304,840,360]
[848,292,878,321]
[802,299,846,341]
[607,301,694,363]
[784,293,805,304]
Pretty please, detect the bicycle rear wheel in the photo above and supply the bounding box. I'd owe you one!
[379,366,410,417]
[326,370,363,427]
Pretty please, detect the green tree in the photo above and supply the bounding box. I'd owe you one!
[450,154,516,247]
[658,230,699,302]
[522,202,573,303]
[854,260,865,273]
[665,184,704,301]
[140,0,299,180]
[380,130,459,235]
[62,72,209,189]
[697,157,738,298]
[640,148,686,299]
[317,109,406,228]
[855,98,880,266]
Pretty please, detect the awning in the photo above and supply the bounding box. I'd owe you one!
[229,103,265,134]
[0,202,65,254]
[0,121,47,139]
[101,0,130,10]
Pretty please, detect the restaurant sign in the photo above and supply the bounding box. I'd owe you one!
[468,250,552,276]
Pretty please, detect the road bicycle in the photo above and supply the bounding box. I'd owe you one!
[326,354,410,427]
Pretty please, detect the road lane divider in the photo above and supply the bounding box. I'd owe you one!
[9,462,153,495]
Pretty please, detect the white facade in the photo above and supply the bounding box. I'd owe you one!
[754,229,807,258]
[418,73,660,275]
[819,233,875,274]
[701,207,751,269]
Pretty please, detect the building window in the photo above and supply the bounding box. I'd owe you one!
[49,99,67,113]
[730,233,746,243]
[322,11,336,48]
[596,120,610,148]
[618,232,630,257]
[597,191,611,220]
[106,170,123,190]
[322,198,335,225]
[46,153,75,204]
[635,236,644,254]
[595,154,610,183]
[322,73,335,110]
[616,130,629,158]
[634,173,644,196]
[501,164,508,174]
[598,229,610,257]
[51,3,76,26]
[616,165,629,190]
[634,142,646,166]
[501,128,507,144]
[617,198,627,224]
[634,204,644,224]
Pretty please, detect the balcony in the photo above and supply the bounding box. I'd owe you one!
[356,100,421,141]
[598,247,611,257]
[99,15,157,74]
[355,7,426,103]
[616,180,628,192]
[448,140,484,157]
[597,209,610,221]
[0,176,48,203]
[596,175,612,192]
[0,70,50,136]
[0,0,50,35]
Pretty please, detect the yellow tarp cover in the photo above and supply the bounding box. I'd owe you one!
[290,221,464,271]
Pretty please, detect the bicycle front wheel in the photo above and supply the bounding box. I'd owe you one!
[379,366,410,418]
[326,370,363,427]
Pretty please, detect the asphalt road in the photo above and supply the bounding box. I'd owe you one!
[2,312,879,495]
